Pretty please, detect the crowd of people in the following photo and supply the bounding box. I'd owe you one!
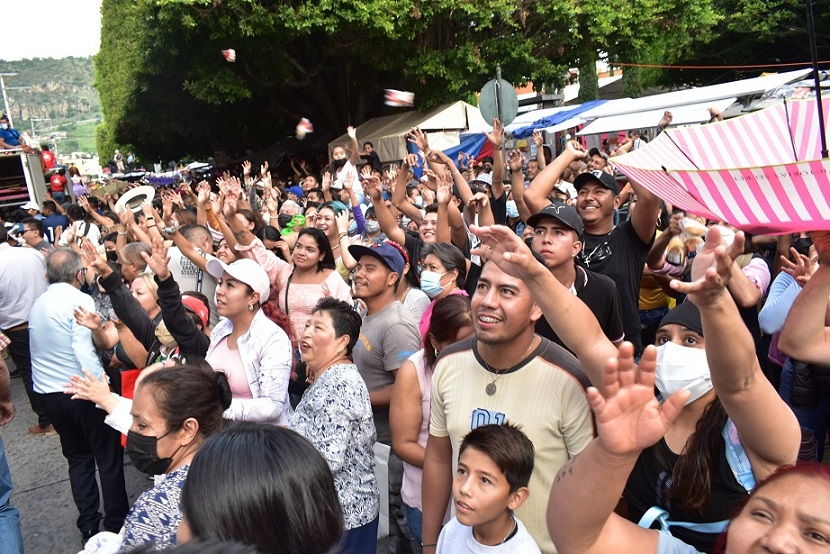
[0,113,828,554]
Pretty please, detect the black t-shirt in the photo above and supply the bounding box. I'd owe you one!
[624,435,748,553]
[577,220,651,354]
[536,265,625,352]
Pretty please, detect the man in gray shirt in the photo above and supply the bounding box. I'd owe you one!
[349,242,421,554]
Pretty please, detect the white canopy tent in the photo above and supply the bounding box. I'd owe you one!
[577,97,737,136]
[329,101,488,163]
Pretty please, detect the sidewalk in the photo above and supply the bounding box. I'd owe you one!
[3,366,148,553]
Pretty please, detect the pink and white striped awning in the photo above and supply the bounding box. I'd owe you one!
[613,98,830,234]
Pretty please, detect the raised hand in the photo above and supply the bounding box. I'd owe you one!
[322,171,332,191]
[406,127,429,152]
[671,226,737,305]
[659,111,674,129]
[365,172,383,201]
[781,247,818,287]
[74,305,103,331]
[484,117,504,148]
[77,195,90,212]
[402,153,420,168]
[260,161,269,178]
[507,149,524,173]
[565,139,587,159]
[532,130,544,147]
[197,181,211,205]
[140,238,171,281]
[117,205,133,227]
[80,238,111,275]
[242,160,252,177]
[590,344,689,457]
[470,224,543,281]
[334,210,350,235]
[347,126,357,139]
[436,181,452,206]
[385,164,399,183]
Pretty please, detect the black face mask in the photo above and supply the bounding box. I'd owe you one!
[126,429,179,475]
[333,158,348,169]
[793,237,813,257]
[106,250,119,262]
[277,213,293,229]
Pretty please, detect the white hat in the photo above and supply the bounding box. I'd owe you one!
[469,172,493,187]
[115,185,156,213]
[21,201,40,211]
[206,258,270,303]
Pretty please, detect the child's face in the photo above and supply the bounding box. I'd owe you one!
[453,447,518,529]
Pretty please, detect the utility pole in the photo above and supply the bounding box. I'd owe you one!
[0,73,18,127]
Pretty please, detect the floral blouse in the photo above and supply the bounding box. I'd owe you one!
[288,363,379,529]
[121,464,189,551]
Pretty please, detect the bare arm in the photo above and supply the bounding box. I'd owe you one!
[548,345,686,554]
[627,178,660,244]
[532,130,547,170]
[673,228,799,477]
[366,175,406,245]
[393,154,425,224]
[507,150,532,223]
[525,140,586,214]
[779,231,830,364]
[347,127,360,165]
[421,434,453,553]
[390,360,428,467]
[484,118,505,200]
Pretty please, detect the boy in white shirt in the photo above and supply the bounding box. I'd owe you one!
[435,424,541,553]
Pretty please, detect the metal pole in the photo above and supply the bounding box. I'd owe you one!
[806,0,828,158]
[0,75,12,127]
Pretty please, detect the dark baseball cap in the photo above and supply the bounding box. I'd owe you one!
[348,242,405,276]
[527,201,584,240]
[574,169,620,196]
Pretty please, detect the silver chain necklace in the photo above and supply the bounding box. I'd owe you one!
[480,335,537,396]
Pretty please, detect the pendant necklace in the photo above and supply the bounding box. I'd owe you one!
[480,335,537,396]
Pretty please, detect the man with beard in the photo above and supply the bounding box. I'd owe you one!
[524,140,659,355]
[420,258,594,554]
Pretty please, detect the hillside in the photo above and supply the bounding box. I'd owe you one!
[0,56,101,153]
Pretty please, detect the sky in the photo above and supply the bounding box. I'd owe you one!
[4,0,102,61]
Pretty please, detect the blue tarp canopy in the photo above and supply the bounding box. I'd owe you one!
[512,100,608,139]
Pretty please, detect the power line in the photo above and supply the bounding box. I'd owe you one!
[611,60,830,70]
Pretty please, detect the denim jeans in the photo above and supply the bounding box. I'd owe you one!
[0,435,24,554]
[403,503,423,552]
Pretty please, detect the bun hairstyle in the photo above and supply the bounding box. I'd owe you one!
[213,372,233,411]
[138,362,228,439]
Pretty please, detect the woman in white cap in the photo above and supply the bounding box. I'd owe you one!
[205,258,292,425]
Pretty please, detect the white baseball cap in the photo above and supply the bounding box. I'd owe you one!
[206,258,270,303]
[21,201,40,211]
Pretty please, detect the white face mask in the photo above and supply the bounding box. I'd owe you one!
[655,341,713,405]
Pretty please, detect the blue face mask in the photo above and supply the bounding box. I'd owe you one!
[348,219,357,235]
[506,200,519,219]
[420,270,448,299]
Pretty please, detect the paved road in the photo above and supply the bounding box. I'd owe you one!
[4,359,391,553]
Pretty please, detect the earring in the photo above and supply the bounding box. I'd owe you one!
[248,304,254,311]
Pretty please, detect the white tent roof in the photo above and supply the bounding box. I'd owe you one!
[577,97,737,136]
[329,101,488,163]
[578,69,811,121]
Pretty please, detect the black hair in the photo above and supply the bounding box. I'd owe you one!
[257,225,281,243]
[42,200,57,213]
[21,217,44,237]
[180,224,213,246]
[104,232,118,243]
[422,242,467,289]
[66,204,87,222]
[459,423,535,492]
[138,363,231,439]
[424,295,472,372]
[296,228,336,272]
[131,540,261,554]
[423,203,438,215]
[312,297,362,357]
[363,141,374,149]
[181,422,344,554]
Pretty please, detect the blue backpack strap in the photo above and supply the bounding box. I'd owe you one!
[722,418,756,492]
[636,421,754,537]
[638,506,729,534]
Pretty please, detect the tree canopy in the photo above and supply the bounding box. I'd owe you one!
[95,0,827,162]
